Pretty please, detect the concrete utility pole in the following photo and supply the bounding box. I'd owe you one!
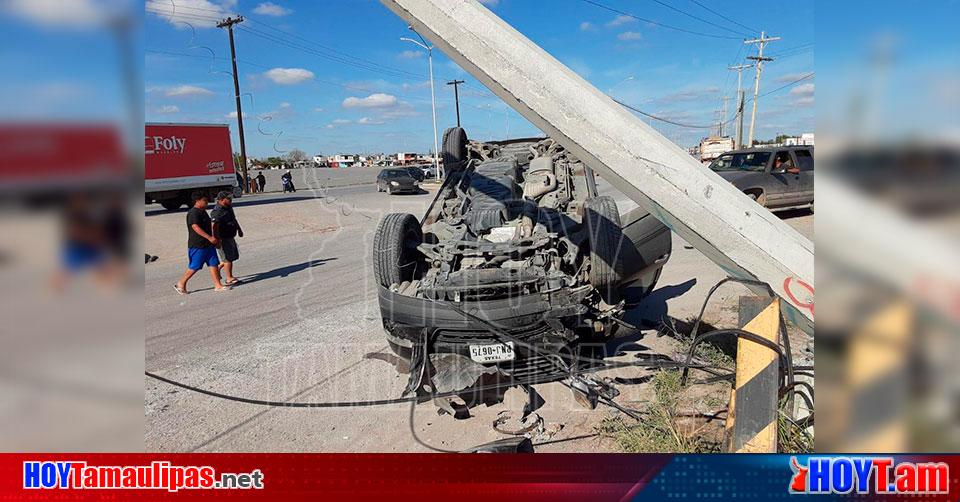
[446,79,465,127]
[718,96,730,137]
[401,30,441,180]
[379,0,814,333]
[217,16,249,192]
[728,63,753,149]
[745,32,779,148]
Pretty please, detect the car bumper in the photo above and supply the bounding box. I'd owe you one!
[377,285,594,382]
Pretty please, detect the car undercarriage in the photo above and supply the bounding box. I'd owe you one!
[373,128,672,398]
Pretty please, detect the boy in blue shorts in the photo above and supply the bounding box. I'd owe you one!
[174,192,228,294]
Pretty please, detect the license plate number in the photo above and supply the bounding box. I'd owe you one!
[469,342,515,363]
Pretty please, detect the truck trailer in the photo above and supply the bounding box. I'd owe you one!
[145,123,241,210]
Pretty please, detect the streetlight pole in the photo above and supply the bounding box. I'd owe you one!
[401,30,441,180]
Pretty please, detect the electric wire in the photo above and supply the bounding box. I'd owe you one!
[576,0,745,40]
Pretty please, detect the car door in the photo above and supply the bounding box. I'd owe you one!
[767,150,801,206]
[793,149,814,204]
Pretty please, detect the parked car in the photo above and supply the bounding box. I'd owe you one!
[420,165,438,179]
[372,127,672,392]
[376,168,420,194]
[708,146,814,210]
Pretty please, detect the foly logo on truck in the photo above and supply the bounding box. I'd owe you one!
[145,135,186,155]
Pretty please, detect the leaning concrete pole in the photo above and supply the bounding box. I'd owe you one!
[380,0,814,333]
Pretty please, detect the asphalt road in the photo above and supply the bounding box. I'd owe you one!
[144,179,813,452]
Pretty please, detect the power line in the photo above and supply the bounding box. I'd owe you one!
[642,0,752,37]
[242,17,430,81]
[236,25,423,81]
[148,5,432,82]
[576,0,745,40]
[146,48,396,95]
[614,99,732,129]
[757,72,813,98]
[688,0,758,34]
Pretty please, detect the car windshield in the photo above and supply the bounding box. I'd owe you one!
[383,170,408,178]
[709,152,771,172]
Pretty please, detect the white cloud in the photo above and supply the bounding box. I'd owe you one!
[157,105,180,114]
[617,31,642,42]
[252,2,291,16]
[357,117,385,125]
[342,93,398,109]
[398,50,423,59]
[326,118,353,129]
[259,102,294,120]
[606,15,635,27]
[3,0,106,28]
[579,21,595,31]
[264,68,315,85]
[793,96,814,107]
[165,85,215,98]
[145,0,234,29]
[313,107,325,113]
[790,83,815,97]
[776,73,808,84]
[226,111,247,119]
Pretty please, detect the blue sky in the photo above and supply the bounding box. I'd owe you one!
[144,0,813,157]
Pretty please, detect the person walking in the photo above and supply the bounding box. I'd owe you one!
[174,192,227,294]
[211,191,243,286]
[256,171,266,193]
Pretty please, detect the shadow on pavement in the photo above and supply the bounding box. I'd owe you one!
[241,257,338,285]
[624,278,698,329]
[775,207,813,220]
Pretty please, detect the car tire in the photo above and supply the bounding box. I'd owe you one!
[373,213,423,288]
[387,185,393,195]
[585,196,624,303]
[442,127,468,171]
[160,200,182,211]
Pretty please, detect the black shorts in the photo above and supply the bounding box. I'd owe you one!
[216,237,239,262]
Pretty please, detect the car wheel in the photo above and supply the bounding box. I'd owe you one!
[387,185,393,195]
[373,213,423,288]
[585,196,624,303]
[160,200,182,211]
[442,127,468,171]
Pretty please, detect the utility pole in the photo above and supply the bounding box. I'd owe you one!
[745,32,778,148]
[718,96,730,137]
[446,79,465,127]
[728,63,753,149]
[217,16,249,192]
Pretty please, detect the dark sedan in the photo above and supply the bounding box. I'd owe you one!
[708,146,813,210]
[376,168,420,194]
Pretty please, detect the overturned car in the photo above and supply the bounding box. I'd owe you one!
[373,128,671,390]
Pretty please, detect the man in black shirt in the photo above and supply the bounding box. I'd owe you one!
[256,171,266,193]
[211,191,243,286]
[174,192,227,294]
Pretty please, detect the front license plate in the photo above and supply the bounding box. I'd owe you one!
[469,342,515,363]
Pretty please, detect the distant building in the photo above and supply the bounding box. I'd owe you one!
[784,133,815,146]
[328,154,358,168]
[312,155,328,167]
[396,152,417,165]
